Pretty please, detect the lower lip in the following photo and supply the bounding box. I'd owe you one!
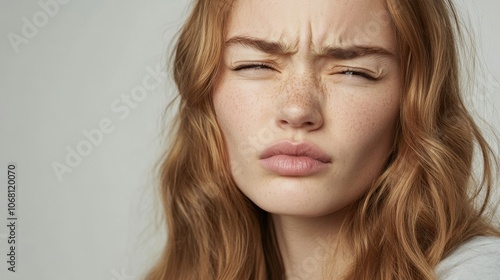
[260,155,329,176]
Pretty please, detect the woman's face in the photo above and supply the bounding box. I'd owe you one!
[213,0,401,217]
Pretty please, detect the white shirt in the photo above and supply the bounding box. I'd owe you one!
[436,236,500,279]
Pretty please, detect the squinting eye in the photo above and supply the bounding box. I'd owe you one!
[340,70,378,81]
[232,64,275,71]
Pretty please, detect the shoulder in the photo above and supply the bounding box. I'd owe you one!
[435,236,500,280]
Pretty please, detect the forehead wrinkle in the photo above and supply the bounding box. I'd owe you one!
[276,30,301,54]
[309,24,397,60]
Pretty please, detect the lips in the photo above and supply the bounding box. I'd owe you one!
[259,141,331,176]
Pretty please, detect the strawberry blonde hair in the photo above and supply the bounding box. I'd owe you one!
[145,0,500,279]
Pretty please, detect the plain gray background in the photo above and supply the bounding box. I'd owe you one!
[0,1,499,279]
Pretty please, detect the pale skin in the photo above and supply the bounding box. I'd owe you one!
[213,0,401,278]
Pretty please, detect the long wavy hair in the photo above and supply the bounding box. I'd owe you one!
[145,0,500,279]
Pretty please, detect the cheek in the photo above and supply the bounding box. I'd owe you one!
[213,77,278,139]
[349,101,398,146]
[213,82,264,184]
[325,87,400,180]
[328,84,400,144]
[213,83,245,137]
[213,82,260,157]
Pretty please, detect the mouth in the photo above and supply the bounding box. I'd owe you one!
[259,141,331,176]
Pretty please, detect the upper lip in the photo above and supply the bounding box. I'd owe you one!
[259,141,332,163]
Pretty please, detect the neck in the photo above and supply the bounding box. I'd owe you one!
[272,209,350,279]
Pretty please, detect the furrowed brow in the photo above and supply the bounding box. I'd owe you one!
[225,36,294,55]
[318,46,395,60]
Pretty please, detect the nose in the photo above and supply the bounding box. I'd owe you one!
[276,76,324,131]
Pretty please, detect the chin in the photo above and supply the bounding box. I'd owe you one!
[246,182,352,218]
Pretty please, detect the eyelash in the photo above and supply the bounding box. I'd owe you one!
[232,64,378,81]
[340,69,378,81]
[232,63,274,71]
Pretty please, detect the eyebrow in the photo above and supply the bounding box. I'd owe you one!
[224,36,395,59]
[225,36,295,55]
[318,46,395,60]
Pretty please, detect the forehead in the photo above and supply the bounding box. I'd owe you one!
[226,0,396,53]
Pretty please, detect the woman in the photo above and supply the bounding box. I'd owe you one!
[146,0,500,279]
